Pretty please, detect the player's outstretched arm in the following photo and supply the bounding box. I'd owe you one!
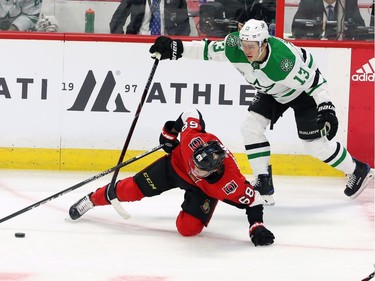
[246,205,275,246]
[149,36,183,60]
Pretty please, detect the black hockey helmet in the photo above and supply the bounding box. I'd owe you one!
[192,140,226,172]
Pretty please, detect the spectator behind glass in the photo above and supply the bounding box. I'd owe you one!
[0,0,42,31]
[236,0,276,30]
[198,0,274,37]
[215,0,254,20]
[292,0,365,38]
[109,0,190,35]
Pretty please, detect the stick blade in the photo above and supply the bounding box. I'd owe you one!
[110,198,131,219]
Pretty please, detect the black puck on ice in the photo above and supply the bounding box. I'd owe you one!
[15,232,25,238]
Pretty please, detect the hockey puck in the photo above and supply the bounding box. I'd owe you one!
[15,232,25,238]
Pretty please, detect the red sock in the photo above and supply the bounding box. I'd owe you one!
[90,177,144,206]
[176,211,204,237]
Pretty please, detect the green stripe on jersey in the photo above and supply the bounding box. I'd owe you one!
[204,39,209,60]
[308,53,313,68]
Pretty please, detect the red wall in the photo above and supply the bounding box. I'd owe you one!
[348,48,375,167]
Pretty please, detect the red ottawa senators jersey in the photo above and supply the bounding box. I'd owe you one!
[170,109,264,208]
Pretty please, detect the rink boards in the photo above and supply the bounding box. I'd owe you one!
[0,38,373,175]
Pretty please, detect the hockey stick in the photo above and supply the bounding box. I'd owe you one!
[0,144,164,224]
[106,54,161,219]
[362,271,375,281]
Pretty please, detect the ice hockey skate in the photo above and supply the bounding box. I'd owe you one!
[254,174,275,205]
[344,159,373,199]
[253,166,275,206]
[69,193,94,220]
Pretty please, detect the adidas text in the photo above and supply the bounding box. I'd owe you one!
[351,73,374,82]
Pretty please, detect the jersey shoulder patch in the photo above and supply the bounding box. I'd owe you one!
[263,37,297,81]
[225,33,240,48]
[224,32,249,63]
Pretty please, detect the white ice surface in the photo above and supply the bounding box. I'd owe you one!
[0,169,373,281]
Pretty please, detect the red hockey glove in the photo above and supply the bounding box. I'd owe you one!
[249,222,275,246]
[159,121,179,153]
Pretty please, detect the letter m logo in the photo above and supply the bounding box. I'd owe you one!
[68,70,129,112]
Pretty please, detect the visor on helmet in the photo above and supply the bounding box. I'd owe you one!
[189,157,215,178]
[189,140,226,178]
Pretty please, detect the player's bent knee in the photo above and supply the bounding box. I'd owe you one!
[176,211,204,237]
[241,111,270,140]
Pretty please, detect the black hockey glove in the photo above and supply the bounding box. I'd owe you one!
[149,36,183,60]
[159,121,180,153]
[317,102,338,141]
[249,222,275,246]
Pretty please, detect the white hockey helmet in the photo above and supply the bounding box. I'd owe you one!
[239,19,269,42]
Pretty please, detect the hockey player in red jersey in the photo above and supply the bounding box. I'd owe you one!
[69,108,275,246]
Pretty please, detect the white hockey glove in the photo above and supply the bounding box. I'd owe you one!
[35,14,59,32]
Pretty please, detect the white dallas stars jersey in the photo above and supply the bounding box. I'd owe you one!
[0,0,41,31]
[182,32,330,105]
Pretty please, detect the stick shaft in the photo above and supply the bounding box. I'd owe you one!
[107,58,160,201]
[0,144,163,224]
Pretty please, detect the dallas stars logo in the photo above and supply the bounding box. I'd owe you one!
[252,79,275,93]
[280,59,294,72]
[226,35,239,47]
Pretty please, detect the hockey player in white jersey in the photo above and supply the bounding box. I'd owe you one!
[149,19,373,202]
[0,0,42,31]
